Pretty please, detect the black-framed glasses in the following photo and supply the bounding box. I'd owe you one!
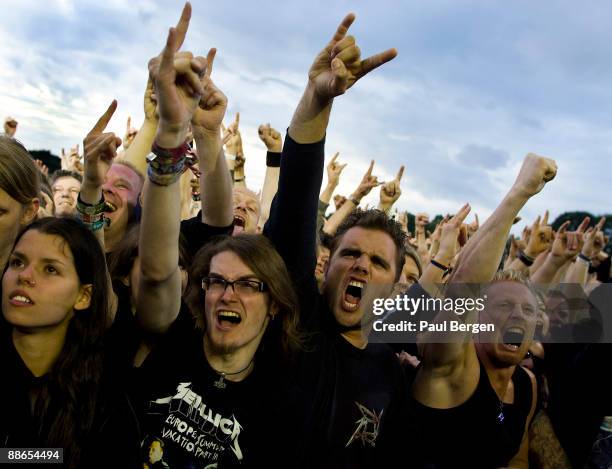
[202,276,267,296]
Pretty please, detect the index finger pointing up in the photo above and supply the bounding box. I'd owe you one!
[174,2,192,51]
[365,160,374,177]
[329,13,356,46]
[89,100,117,135]
[395,165,405,181]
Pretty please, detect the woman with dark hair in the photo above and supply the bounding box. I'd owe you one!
[0,217,140,468]
[0,136,40,270]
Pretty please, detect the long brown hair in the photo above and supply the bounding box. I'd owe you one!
[185,234,303,359]
[8,218,109,469]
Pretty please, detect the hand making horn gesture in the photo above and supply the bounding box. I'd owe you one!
[308,13,398,102]
[326,152,347,186]
[123,116,138,150]
[379,165,404,211]
[222,112,243,157]
[350,160,382,204]
[148,2,207,148]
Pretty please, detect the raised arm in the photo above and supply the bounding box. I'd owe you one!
[120,77,159,176]
[377,165,404,214]
[137,2,205,334]
[420,204,470,285]
[256,123,283,230]
[79,101,123,323]
[418,154,557,375]
[531,218,587,285]
[451,155,557,284]
[507,212,553,274]
[190,48,233,227]
[264,13,397,286]
[323,160,381,235]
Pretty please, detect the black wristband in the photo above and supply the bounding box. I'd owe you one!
[518,250,535,266]
[266,152,281,167]
[430,259,450,273]
[577,253,591,263]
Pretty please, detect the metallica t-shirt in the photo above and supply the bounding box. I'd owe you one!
[131,313,304,468]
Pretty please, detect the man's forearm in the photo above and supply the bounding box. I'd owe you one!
[323,199,355,236]
[531,254,567,284]
[258,161,280,230]
[319,180,338,205]
[288,85,333,144]
[194,129,233,227]
[451,190,529,283]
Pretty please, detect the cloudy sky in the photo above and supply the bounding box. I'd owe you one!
[1,0,610,228]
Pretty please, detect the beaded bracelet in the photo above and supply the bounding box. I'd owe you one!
[76,194,106,232]
[146,141,190,186]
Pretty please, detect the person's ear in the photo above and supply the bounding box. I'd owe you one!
[74,284,93,311]
[20,197,40,226]
[269,301,279,320]
[120,275,130,287]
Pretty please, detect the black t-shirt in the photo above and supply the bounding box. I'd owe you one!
[180,214,234,262]
[132,313,306,468]
[264,135,414,468]
[0,323,141,468]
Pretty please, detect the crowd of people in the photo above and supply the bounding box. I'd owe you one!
[0,3,610,468]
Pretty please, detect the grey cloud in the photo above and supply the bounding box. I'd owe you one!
[455,144,510,170]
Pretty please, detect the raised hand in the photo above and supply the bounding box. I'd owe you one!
[148,2,207,148]
[308,13,397,103]
[436,204,471,264]
[333,194,347,210]
[326,152,347,186]
[524,212,553,258]
[83,100,122,188]
[123,116,138,149]
[512,153,557,199]
[222,113,243,156]
[415,212,430,235]
[258,123,282,153]
[396,209,409,234]
[467,213,479,237]
[191,48,227,134]
[550,218,587,262]
[379,165,404,210]
[583,217,606,259]
[37,191,54,219]
[351,160,381,202]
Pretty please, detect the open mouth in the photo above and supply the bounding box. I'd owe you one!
[233,215,246,228]
[343,280,365,311]
[501,327,525,351]
[104,201,117,213]
[9,293,34,306]
[216,310,242,328]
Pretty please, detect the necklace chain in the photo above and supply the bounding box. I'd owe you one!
[211,359,254,390]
